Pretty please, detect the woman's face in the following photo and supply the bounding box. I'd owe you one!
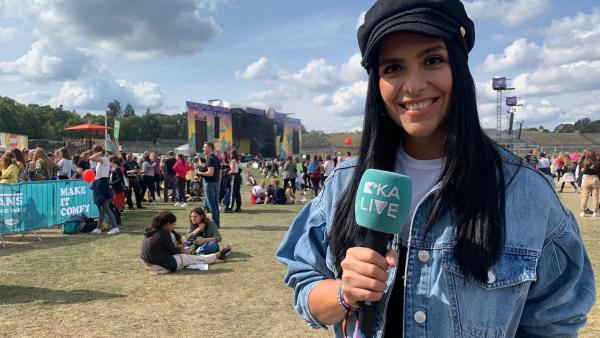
[378,33,452,146]
[190,212,203,226]
[163,222,176,232]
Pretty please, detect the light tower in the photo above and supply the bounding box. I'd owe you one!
[492,77,515,145]
[505,96,523,149]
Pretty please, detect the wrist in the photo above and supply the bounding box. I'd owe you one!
[337,280,359,313]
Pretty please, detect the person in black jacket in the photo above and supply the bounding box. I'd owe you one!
[109,155,126,227]
[141,211,231,274]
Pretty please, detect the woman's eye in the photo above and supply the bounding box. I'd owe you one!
[425,56,444,66]
[382,64,402,75]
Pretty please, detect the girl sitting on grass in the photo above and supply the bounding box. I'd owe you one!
[185,208,222,255]
[141,211,231,274]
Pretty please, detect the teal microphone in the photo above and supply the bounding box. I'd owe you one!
[354,169,411,338]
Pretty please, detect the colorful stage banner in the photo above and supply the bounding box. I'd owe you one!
[0,180,98,235]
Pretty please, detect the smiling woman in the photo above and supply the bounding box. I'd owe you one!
[276,0,595,337]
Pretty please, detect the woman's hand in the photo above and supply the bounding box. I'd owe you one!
[340,247,398,308]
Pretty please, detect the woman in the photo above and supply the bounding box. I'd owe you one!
[276,1,594,337]
[173,154,192,207]
[141,211,231,274]
[11,148,28,182]
[219,152,231,207]
[89,146,119,235]
[283,156,297,194]
[56,147,75,179]
[307,155,321,196]
[185,208,222,255]
[579,149,599,218]
[225,150,242,213]
[284,181,297,205]
[141,152,156,204]
[109,155,126,227]
[0,155,18,184]
[31,148,53,181]
[558,157,579,193]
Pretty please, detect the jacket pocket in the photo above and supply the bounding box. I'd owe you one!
[442,249,538,338]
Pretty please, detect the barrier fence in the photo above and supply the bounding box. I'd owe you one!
[0,179,99,247]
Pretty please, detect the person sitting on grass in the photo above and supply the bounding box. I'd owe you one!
[141,210,231,274]
[251,180,267,204]
[185,208,222,255]
[284,181,297,204]
[265,179,287,205]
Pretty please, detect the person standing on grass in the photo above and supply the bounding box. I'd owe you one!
[307,155,321,196]
[579,149,599,218]
[283,156,297,194]
[140,152,157,204]
[198,142,221,228]
[141,211,231,274]
[89,146,118,235]
[226,150,242,213]
[277,0,595,336]
[162,151,177,203]
[173,154,192,207]
[124,153,144,210]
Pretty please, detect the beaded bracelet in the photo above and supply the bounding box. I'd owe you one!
[337,280,359,313]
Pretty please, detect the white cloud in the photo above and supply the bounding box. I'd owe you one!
[482,38,542,73]
[15,90,51,105]
[196,0,229,11]
[340,53,367,83]
[0,26,17,43]
[464,0,551,26]
[36,0,221,59]
[0,39,91,81]
[356,11,366,29]
[325,81,368,115]
[48,70,166,112]
[491,33,507,42]
[235,57,282,80]
[512,60,600,96]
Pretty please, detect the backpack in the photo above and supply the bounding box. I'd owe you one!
[63,213,86,235]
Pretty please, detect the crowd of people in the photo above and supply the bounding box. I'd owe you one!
[523,149,600,217]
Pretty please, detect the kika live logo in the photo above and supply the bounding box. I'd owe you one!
[358,182,401,219]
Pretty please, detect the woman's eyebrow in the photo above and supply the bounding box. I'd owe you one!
[417,45,446,58]
[379,45,447,67]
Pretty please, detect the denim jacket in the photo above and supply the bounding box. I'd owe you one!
[276,150,595,337]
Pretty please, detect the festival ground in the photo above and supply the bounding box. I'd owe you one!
[0,184,598,337]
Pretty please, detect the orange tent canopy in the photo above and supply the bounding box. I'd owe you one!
[64,123,112,131]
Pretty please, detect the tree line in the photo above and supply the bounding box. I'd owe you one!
[0,97,187,143]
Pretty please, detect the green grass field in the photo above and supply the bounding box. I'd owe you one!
[0,184,598,337]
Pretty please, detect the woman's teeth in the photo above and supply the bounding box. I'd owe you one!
[402,100,433,111]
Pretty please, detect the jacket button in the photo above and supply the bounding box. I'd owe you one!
[414,311,427,324]
[487,270,496,284]
[417,250,430,263]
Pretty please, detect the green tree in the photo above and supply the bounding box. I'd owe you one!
[123,103,136,117]
[107,100,122,119]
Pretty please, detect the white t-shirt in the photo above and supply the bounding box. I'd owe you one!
[93,157,111,180]
[537,157,551,169]
[394,145,445,246]
[252,185,265,202]
[323,160,335,177]
[57,159,75,178]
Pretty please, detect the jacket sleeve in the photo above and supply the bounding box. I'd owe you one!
[517,212,596,337]
[276,200,333,329]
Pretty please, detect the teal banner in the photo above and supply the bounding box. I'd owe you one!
[0,180,99,235]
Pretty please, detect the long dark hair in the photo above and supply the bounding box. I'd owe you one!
[150,211,177,230]
[329,38,506,283]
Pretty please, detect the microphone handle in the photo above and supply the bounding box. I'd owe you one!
[357,229,391,337]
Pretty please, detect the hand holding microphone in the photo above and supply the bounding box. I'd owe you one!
[341,169,411,337]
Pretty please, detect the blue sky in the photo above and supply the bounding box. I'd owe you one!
[0,0,598,132]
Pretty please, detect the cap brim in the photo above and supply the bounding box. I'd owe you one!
[362,22,454,68]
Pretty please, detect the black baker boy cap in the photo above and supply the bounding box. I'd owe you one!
[358,0,475,69]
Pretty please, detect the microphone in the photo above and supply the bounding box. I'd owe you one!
[354,169,411,337]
